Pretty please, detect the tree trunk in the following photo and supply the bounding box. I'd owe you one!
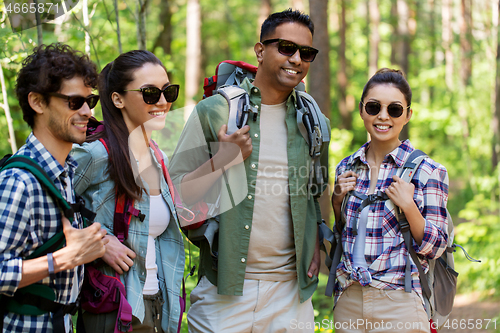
[309,0,331,225]
[137,0,148,50]
[291,0,304,12]
[338,0,351,130]
[442,0,454,90]
[368,0,380,77]
[397,0,410,141]
[428,0,436,102]
[258,0,272,38]
[34,0,43,45]
[460,0,472,86]
[0,64,17,153]
[390,0,399,66]
[83,0,90,55]
[114,0,123,54]
[184,0,201,121]
[152,0,172,57]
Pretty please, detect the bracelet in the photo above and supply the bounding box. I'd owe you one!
[47,253,56,281]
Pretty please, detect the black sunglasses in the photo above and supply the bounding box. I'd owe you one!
[124,84,180,105]
[261,38,319,62]
[362,101,410,118]
[48,93,100,110]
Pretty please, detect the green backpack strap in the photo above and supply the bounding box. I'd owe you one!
[1,155,74,220]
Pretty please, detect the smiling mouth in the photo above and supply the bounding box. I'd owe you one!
[73,123,87,129]
[149,111,166,116]
[283,68,299,75]
[375,124,391,130]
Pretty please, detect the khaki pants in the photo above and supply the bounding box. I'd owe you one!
[187,276,314,333]
[333,283,430,333]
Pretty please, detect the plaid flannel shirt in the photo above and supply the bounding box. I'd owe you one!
[334,140,449,306]
[0,133,83,332]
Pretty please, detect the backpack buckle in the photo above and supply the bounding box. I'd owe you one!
[118,320,132,332]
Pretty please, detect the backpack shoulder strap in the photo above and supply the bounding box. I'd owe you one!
[295,90,329,189]
[295,90,330,144]
[217,85,253,135]
[1,155,74,220]
[398,149,428,182]
[395,149,432,300]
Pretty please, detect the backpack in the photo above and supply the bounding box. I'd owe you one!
[0,154,96,332]
[184,61,330,265]
[81,119,188,333]
[322,149,480,332]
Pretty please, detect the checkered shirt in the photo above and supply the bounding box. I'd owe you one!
[0,133,83,332]
[333,140,449,306]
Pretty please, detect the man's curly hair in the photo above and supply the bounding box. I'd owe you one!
[15,43,99,128]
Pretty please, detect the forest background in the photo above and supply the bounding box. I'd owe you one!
[1,0,500,331]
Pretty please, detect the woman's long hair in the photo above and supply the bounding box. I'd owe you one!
[88,50,166,201]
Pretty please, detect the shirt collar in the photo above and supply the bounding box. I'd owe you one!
[240,77,298,113]
[24,132,78,180]
[350,139,414,168]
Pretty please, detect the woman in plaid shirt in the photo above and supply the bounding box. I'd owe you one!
[331,69,449,333]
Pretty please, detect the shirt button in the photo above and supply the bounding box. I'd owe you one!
[254,133,259,138]
[372,209,375,213]
[255,105,259,109]
[252,88,258,93]
[247,195,253,200]
[251,163,256,169]
[241,258,246,263]
[244,225,250,230]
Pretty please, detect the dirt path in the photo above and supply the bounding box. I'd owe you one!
[439,293,500,333]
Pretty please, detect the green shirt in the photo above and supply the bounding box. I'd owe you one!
[169,78,330,302]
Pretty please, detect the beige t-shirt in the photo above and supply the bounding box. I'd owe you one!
[245,102,297,281]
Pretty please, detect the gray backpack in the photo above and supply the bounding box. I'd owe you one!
[321,149,480,330]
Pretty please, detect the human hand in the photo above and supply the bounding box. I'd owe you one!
[307,233,321,278]
[101,234,137,274]
[331,171,358,209]
[385,175,416,212]
[216,124,253,167]
[62,217,108,267]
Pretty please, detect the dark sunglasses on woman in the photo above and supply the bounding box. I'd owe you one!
[361,101,410,118]
[48,93,100,110]
[124,84,180,105]
[261,38,319,62]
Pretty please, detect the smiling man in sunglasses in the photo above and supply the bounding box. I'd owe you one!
[0,43,108,332]
[169,9,330,333]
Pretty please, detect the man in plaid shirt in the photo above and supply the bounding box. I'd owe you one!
[0,44,108,332]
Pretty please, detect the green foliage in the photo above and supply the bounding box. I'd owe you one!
[454,170,500,296]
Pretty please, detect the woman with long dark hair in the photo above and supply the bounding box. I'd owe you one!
[71,50,184,333]
[331,68,449,333]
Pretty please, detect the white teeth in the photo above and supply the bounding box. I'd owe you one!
[74,124,86,128]
[150,111,165,116]
[375,125,390,130]
[284,69,297,75]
